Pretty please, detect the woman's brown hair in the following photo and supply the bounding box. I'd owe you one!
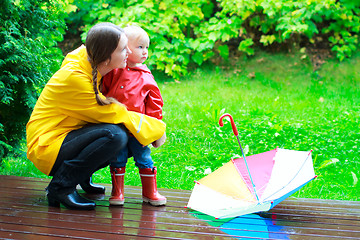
[85,22,124,106]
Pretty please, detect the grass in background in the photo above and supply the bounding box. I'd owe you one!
[1,50,359,201]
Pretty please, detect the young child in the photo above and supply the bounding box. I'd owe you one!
[102,25,166,206]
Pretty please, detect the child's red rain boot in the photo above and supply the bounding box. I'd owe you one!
[139,167,167,206]
[109,167,125,206]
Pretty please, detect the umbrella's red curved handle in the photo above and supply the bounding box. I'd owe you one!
[219,113,239,136]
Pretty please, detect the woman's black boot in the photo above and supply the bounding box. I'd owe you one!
[47,189,96,210]
[80,176,106,194]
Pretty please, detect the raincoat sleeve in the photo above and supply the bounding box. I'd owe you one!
[51,67,165,146]
[145,82,164,120]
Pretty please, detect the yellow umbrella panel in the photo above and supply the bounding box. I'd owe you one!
[186,160,268,219]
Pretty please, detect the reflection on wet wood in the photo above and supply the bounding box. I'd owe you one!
[0,175,359,239]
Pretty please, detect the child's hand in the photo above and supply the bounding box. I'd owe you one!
[152,132,166,148]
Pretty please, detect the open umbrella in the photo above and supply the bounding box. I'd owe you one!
[186,113,316,219]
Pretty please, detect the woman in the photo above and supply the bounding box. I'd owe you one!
[26,22,166,210]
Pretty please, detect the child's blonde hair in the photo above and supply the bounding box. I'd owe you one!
[124,25,149,43]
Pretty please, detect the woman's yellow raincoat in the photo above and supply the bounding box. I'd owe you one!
[26,46,166,175]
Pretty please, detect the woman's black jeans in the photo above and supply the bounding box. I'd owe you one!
[47,123,128,195]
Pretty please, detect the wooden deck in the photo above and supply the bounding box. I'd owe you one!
[0,175,359,239]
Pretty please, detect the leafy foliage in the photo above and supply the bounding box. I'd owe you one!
[65,0,360,79]
[0,0,66,160]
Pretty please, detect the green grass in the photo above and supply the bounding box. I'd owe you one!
[1,50,359,201]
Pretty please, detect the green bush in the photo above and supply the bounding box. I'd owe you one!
[0,0,66,160]
[66,0,359,78]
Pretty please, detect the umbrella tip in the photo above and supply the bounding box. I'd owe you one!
[194,180,200,185]
[314,175,318,179]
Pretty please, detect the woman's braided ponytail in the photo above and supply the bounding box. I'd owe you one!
[92,66,112,105]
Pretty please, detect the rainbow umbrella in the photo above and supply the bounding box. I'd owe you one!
[186,114,316,219]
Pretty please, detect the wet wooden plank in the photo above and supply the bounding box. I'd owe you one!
[0,175,359,239]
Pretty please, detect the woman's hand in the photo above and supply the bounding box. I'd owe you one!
[152,132,166,148]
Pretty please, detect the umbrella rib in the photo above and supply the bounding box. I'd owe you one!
[262,150,314,202]
[235,135,260,202]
